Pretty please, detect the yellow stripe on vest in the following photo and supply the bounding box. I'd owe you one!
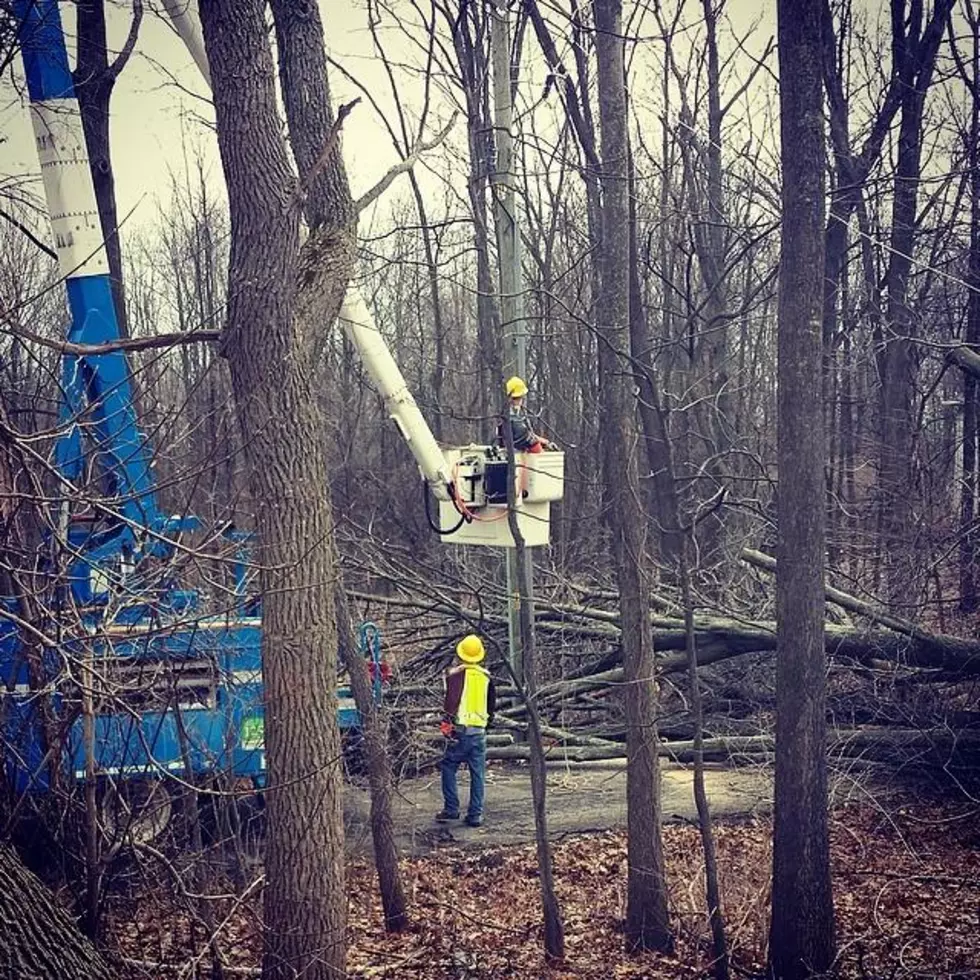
[457,665,490,728]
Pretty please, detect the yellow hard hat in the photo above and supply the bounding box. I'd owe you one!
[505,376,528,398]
[456,634,486,663]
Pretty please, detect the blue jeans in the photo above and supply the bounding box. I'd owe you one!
[439,730,486,819]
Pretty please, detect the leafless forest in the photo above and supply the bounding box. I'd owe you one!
[1,0,979,978]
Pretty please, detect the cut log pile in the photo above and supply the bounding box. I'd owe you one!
[376,550,980,775]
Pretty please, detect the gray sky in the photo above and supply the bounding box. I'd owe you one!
[2,1,423,238]
[0,0,808,257]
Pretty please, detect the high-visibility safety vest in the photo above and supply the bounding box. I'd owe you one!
[454,664,491,728]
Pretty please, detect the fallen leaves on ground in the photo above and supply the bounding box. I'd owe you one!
[111,794,980,978]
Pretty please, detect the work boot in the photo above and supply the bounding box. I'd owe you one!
[435,810,460,822]
[464,814,483,827]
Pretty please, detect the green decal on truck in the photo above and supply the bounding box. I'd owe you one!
[240,715,264,750]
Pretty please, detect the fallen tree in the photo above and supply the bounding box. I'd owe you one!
[489,624,980,723]
[374,554,980,771]
[948,344,980,381]
[485,728,980,768]
[380,559,980,684]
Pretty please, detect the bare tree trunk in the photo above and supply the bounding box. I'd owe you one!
[691,0,732,456]
[175,712,228,980]
[81,651,101,940]
[411,179,447,440]
[629,329,727,969]
[72,0,142,337]
[523,0,605,559]
[820,0,906,367]
[679,534,728,980]
[267,5,409,932]
[335,587,408,932]
[268,0,356,354]
[0,846,114,980]
[820,0,904,554]
[878,0,956,604]
[449,4,503,429]
[769,1,835,977]
[956,0,980,612]
[502,410,564,961]
[593,0,672,954]
[628,151,683,576]
[200,2,347,976]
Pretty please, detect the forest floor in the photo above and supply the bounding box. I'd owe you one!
[339,786,980,979]
[108,761,980,979]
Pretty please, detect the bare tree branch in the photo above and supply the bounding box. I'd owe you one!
[0,319,221,356]
[105,0,143,85]
[352,111,459,215]
[289,97,360,216]
[0,207,57,259]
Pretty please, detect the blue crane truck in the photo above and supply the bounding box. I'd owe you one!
[5,0,564,839]
[1,0,381,837]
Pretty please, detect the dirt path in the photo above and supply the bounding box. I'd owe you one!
[342,761,773,856]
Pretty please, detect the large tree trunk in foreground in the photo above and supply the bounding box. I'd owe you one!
[269,0,406,938]
[769,1,835,977]
[0,845,113,980]
[201,2,346,977]
[593,0,672,954]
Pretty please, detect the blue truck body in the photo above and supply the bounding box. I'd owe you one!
[1,611,267,793]
[2,1,377,806]
[0,610,380,795]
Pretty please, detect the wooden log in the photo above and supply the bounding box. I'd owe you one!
[487,736,768,764]
[487,727,980,766]
[415,731,515,747]
[827,727,980,757]
[487,728,980,765]
[492,715,619,747]
[522,620,980,703]
[359,567,980,684]
[401,721,980,772]
[741,548,926,638]
[489,743,627,762]
[948,344,980,381]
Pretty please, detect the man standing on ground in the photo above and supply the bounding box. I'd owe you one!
[436,634,496,827]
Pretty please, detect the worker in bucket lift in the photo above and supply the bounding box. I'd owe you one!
[502,375,557,453]
[436,634,497,827]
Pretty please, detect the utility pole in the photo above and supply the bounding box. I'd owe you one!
[490,0,531,684]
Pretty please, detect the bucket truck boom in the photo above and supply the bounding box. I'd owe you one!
[16,0,197,604]
[338,290,455,500]
[162,0,564,547]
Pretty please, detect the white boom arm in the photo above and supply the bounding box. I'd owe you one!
[161,3,455,503]
[338,291,454,499]
[160,0,211,86]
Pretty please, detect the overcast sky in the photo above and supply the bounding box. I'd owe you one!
[0,0,847,273]
[1,1,434,239]
[5,0,926,262]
